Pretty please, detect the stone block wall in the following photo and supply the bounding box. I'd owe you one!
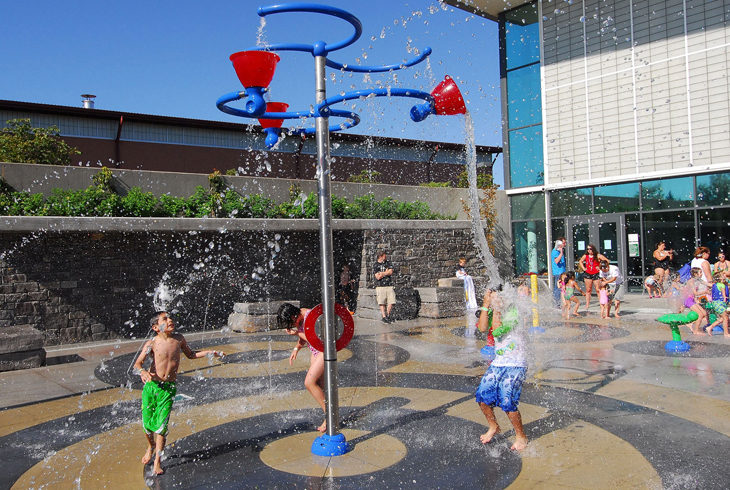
[0,220,504,345]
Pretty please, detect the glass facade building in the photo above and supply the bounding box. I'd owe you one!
[499,1,730,285]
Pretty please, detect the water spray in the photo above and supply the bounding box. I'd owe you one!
[216,3,467,457]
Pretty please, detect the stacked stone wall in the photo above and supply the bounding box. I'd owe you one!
[0,225,490,345]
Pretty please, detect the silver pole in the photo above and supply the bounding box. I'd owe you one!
[314,54,339,437]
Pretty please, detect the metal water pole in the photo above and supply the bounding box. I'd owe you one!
[314,52,340,438]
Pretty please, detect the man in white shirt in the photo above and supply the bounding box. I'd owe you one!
[599,260,624,318]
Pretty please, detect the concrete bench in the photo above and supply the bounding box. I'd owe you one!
[417,284,466,318]
[227,301,300,333]
[355,288,420,321]
[0,325,46,371]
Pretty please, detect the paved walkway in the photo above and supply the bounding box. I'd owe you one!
[1,292,729,489]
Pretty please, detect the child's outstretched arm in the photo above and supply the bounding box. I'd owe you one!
[180,338,225,360]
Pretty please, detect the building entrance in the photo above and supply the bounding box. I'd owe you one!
[566,215,625,277]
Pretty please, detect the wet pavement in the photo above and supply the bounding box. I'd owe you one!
[1,292,730,489]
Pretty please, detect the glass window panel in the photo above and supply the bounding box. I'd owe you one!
[594,182,640,213]
[508,125,543,188]
[507,64,541,127]
[504,3,540,70]
[642,211,695,275]
[697,172,730,207]
[550,188,592,217]
[511,193,545,220]
[624,213,642,283]
[512,219,547,275]
[641,176,694,210]
[551,218,566,243]
[699,208,730,259]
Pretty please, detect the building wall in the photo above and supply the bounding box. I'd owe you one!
[542,0,730,185]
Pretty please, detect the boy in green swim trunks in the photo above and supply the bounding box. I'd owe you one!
[133,311,225,475]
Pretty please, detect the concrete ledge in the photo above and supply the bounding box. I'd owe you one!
[416,287,466,318]
[0,216,479,233]
[355,288,420,321]
[0,326,44,355]
[0,349,46,372]
[228,301,299,333]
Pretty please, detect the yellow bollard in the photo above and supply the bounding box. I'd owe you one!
[531,273,539,327]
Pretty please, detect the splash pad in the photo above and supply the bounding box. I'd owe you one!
[217,3,466,457]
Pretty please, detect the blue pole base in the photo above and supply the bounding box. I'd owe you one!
[529,326,546,334]
[480,345,495,357]
[712,326,724,335]
[664,340,691,353]
[311,433,351,457]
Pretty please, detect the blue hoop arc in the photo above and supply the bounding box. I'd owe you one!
[217,3,435,147]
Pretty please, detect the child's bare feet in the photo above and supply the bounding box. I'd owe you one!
[511,436,529,451]
[317,420,327,433]
[153,452,164,475]
[614,313,621,318]
[693,329,706,336]
[480,425,501,444]
[141,447,153,465]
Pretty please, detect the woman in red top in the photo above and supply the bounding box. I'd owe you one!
[578,244,609,311]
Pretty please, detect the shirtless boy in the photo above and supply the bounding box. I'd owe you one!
[475,288,529,451]
[133,311,225,475]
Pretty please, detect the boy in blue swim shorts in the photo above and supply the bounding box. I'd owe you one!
[475,288,529,451]
[133,311,225,475]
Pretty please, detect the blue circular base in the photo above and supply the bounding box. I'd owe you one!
[311,433,351,457]
[529,326,546,334]
[664,340,691,353]
[712,326,724,335]
[480,345,495,357]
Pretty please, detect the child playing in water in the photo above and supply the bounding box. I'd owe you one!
[133,312,225,475]
[685,268,711,335]
[705,272,730,337]
[277,303,328,433]
[644,274,662,298]
[564,271,584,319]
[597,279,610,319]
[557,272,568,319]
[475,287,529,451]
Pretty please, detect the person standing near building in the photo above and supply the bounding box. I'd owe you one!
[373,251,396,323]
[551,237,567,308]
[578,244,609,310]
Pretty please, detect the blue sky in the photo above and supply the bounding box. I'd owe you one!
[0,0,503,186]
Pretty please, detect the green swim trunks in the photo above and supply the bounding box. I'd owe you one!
[141,381,177,436]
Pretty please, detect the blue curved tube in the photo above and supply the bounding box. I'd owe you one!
[326,47,432,73]
[257,3,362,53]
[318,88,434,116]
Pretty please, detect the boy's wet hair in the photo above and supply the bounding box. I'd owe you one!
[150,311,167,329]
[276,303,301,330]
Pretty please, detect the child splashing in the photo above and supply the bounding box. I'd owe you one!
[475,286,529,451]
[597,279,610,319]
[277,303,328,433]
[705,272,730,337]
[563,271,584,319]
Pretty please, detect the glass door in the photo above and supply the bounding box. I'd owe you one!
[566,215,625,274]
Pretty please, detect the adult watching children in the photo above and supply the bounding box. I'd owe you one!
[578,244,609,310]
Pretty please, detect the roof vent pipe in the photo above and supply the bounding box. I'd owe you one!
[81,94,96,109]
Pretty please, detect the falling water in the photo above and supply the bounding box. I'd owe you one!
[464,111,502,287]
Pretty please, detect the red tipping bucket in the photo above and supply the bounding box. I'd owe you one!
[259,102,289,129]
[431,75,466,116]
[229,51,280,88]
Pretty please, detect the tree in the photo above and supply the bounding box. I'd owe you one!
[0,119,81,166]
[455,168,500,253]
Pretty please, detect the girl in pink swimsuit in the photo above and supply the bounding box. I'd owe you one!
[277,303,327,433]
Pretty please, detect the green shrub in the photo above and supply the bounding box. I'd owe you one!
[0,183,453,220]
